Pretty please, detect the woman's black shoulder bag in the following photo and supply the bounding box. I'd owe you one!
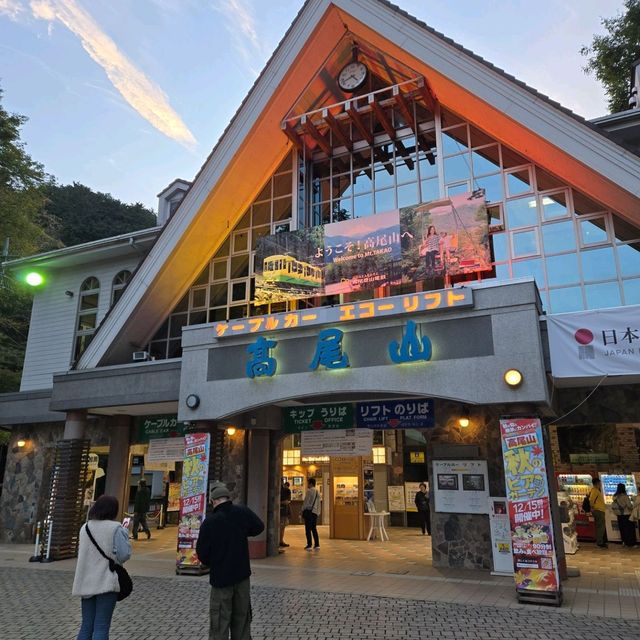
[85,524,133,601]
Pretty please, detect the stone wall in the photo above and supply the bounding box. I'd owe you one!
[0,419,110,543]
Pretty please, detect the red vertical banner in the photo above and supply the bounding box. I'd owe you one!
[176,433,210,572]
[500,418,560,595]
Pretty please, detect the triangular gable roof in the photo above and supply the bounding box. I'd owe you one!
[78,0,640,369]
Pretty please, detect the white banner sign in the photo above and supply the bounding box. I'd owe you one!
[387,486,406,512]
[301,429,373,457]
[432,459,489,514]
[547,306,640,378]
[147,437,185,462]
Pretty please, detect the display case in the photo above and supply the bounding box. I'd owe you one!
[556,474,595,541]
[600,473,638,543]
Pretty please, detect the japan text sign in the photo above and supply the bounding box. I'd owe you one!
[284,404,353,433]
[356,399,434,429]
[135,414,187,443]
[500,418,560,594]
[176,433,210,570]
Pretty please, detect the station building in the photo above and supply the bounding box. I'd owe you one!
[1,0,640,574]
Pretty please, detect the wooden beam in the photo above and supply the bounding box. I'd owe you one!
[322,109,352,152]
[392,85,415,130]
[416,77,437,113]
[301,115,331,156]
[394,138,414,171]
[281,122,304,152]
[368,95,395,140]
[346,100,373,146]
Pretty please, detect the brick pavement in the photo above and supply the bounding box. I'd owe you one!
[2,566,640,640]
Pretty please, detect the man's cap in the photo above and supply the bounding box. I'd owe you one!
[210,482,231,501]
[138,479,147,486]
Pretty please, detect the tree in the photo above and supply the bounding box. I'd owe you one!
[581,0,640,114]
[44,182,156,246]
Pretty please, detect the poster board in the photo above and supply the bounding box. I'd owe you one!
[147,437,185,462]
[167,482,181,512]
[489,497,514,576]
[432,460,489,514]
[404,482,423,513]
[301,429,373,457]
[176,433,210,573]
[387,486,406,512]
[500,418,560,595]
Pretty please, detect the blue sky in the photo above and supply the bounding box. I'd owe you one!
[0,0,625,212]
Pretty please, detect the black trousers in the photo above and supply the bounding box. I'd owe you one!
[304,512,319,547]
[617,514,637,546]
[133,512,150,538]
[418,509,431,535]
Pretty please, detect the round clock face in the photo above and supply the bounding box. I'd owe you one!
[338,61,368,92]
[186,393,200,409]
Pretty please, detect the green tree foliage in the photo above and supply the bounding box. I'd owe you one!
[44,182,156,246]
[581,0,640,114]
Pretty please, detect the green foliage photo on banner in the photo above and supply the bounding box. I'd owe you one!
[253,191,490,305]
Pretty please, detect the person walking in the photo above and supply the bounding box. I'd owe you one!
[279,481,292,548]
[589,478,607,548]
[132,478,151,540]
[196,482,264,640]
[414,483,431,535]
[612,483,637,547]
[302,477,321,551]
[72,495,132,640]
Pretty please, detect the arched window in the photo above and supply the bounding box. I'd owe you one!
[111,270,131,305]
[74,277,100,361]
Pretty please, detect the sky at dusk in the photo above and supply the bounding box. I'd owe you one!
[0,0,626,212]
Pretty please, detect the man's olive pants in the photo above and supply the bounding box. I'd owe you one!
[209,577,251,640]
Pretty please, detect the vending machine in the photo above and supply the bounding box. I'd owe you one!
[599,473,638,543]
[556,474,595,541]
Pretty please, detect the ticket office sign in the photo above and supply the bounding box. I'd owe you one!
[500,418,560,594]
[176,433,210,569]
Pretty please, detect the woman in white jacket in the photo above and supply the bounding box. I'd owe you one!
[72,495,132,640]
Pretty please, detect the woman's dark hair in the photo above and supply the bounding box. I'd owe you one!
[88,495,119,520]
[614,483,627,495]
[427,225,436,236]
[308,478,316,487]
[419,483,427,489]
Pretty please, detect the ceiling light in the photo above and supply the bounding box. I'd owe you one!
[504,369,523,387]
[226,427,237,436]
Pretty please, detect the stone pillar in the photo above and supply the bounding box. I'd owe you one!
[63,410,87,439]
[246,429,269,559]
[104,415,131,519]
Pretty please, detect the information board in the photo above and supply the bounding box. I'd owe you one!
[147,437,185,462]
[387,486,406,512]
[301,429,372,457]
[135,414,188,443]
[432,460,489,514]
[404,482,423,513]
[500,418,560,595]
[489,497,514,576]
[284,404,353,433]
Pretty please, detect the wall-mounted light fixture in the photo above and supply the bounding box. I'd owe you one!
[504,369,523,388]
[64,290,74,297]
[226,426,237,436]
[458,408,470,429]
[17,438,27,448]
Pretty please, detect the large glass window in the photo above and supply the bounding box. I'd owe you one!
[580,247,616,282]
[506,197,538,229]
[546,254,579,287]
[549,286,583,313]
[617,243,640,277]
[584,282,621,310]
[111,270,131,305]
[580,217,608,245]
[542,220,575,254]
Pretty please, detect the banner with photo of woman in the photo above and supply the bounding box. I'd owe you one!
[253,190,490,304]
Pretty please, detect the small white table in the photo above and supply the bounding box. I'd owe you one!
[365,511,390,541]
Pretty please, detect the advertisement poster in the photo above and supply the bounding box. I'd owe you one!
[489,497,514,576]
[167,482,181,512]
[176,433,210,570]
[284,403,353,433]
[387,486,406,512]
[432,460,489,514]
[500,418,560,594]
[404,482,423,513]
[356,399,434,430]
[254,192,490,304]
[301,428,373,457]
[147,437,185,462]
[546,306,640,379]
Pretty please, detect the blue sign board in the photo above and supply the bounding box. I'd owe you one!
[356,399,435,429]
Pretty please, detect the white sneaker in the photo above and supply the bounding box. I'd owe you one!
[304,546,312,551]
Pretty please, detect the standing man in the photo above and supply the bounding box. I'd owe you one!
[279,481,292,548]
[196,482,264,640]
[414,482,431,536]
[589,477,607,548]
[132,478,151,540]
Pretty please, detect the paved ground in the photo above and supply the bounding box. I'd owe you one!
[2,566,640,640]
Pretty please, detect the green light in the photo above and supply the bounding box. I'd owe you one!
[25,272,44,287]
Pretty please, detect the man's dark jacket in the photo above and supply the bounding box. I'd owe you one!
[134,486,150,513]
[414,490,429,512]
[196,500,264,588]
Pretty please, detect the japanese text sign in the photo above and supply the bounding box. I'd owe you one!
[135,414,187,443]
[284,404,353,433]
[176,433,210,570]
[301,428,373,457]
[356,399,434,429]
[500,418,560,594]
